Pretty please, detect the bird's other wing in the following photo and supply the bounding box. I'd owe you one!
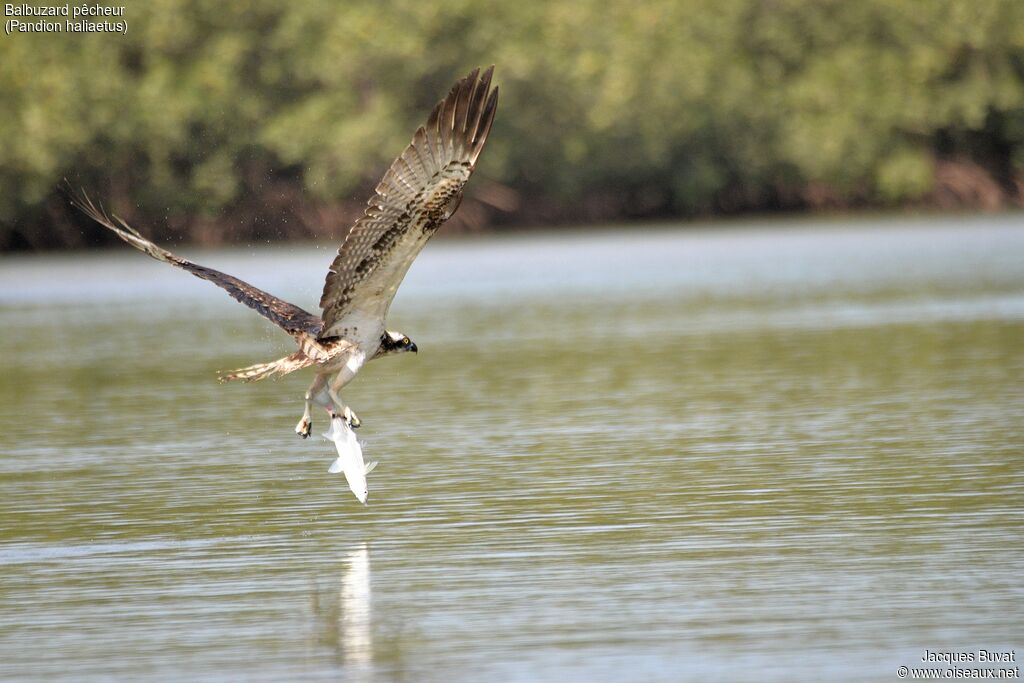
[318,67,499,339]
[71,190,323,337]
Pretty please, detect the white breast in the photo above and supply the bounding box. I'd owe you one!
[345,350,367,375]
[321,310,384,378]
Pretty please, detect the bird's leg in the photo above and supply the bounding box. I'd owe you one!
[328,373,360,429]
[296,374,328,438]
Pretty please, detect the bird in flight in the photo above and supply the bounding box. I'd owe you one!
[72,67,498,437]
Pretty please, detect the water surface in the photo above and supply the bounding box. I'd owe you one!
[1,216,1022,681]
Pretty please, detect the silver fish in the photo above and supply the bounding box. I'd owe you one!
[323,417,377,504]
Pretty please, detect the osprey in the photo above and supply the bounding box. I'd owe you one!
[73,67,498,437]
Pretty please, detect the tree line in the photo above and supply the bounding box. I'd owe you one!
[1,0,1022,250]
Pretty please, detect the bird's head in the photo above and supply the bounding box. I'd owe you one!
[377,330,418,357]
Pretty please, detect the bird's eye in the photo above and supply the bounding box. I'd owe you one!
[402,337,410,345]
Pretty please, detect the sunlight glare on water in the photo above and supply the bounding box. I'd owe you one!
[1,215,1022,682]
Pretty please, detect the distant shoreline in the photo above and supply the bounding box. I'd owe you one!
[4,199,1022,255]
[5,164,1023,253]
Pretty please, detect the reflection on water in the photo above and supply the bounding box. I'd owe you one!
[1,216,1022,681]
[311,543,375,679]
[340,544,373,675]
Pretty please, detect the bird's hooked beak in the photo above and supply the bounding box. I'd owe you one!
[410,342,418,354]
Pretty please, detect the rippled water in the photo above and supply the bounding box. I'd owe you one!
[1,216,1022,681]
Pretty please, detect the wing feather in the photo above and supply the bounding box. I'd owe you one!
[453,75,473,144]
[472,85,499,164]
[70,189,323,337]
[318,67,499,339]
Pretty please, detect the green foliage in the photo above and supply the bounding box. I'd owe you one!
[1,0,1022,248]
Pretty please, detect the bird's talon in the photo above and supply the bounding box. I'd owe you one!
[295,416,312,439]
[343,406,361,429]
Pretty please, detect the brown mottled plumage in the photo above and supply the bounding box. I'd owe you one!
[319,66,498,339]
[72,68,498,435]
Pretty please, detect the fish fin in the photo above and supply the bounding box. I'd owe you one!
[328,458,344,474]
[364,461,378,474]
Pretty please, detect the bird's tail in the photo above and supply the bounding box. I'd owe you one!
[218,351,314,383]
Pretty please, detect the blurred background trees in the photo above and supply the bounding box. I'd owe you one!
[1,0,1022,250]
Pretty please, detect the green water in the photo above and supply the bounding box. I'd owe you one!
[1,216,1022,681]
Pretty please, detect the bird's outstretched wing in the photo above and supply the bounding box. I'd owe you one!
[70,190,323,337]
[318,67,499,339]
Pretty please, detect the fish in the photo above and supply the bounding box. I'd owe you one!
[323,416,377,504]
